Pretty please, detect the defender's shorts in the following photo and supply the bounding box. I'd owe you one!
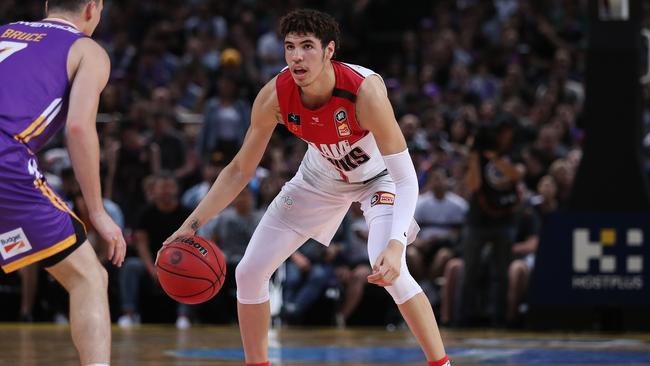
[0,134,86,273]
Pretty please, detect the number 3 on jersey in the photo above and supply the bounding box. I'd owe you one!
[0,41,28,63]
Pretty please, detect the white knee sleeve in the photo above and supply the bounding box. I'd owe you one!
[236,214,308,304]
[367,214,423,304]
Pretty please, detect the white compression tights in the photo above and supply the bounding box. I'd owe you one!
[236,213,422,305]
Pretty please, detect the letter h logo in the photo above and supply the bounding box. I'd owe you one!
[572,228,644,274]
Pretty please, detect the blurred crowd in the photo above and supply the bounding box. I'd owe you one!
[2,0,650,329]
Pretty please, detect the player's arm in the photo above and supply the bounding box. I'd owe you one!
[356,75,418,286]
[167,79,279,240]
[65,38,126,266]
[465,152,481,193]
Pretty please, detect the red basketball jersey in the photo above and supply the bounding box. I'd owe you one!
[276,61,387,183]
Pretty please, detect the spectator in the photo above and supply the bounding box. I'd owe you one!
[182,159,224,209]
[106,122,157,227]
[199,75,251,162]
[148,112,187,174]
[461,116,525,327]
[407,167,467,304]
[118,173,192,329]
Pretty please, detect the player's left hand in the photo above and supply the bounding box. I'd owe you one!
[368,240,404,287]
[90,210,126,267]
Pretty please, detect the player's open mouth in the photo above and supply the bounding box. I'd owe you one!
[293,68,307,76]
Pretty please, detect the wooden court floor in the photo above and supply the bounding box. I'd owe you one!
[0,324,648,365]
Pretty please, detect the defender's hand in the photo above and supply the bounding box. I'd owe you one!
[368,240,404,287]
[90,211,126,267]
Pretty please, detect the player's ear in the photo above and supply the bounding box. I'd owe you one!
[84,0,96,21]
[44,1,49,15]
[325,40,335,60]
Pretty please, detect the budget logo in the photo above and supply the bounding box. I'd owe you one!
[0,228,32,260]
[571,228,643,290]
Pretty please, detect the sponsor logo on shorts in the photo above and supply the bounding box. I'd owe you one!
[370,191,395,207]
[280,194,294,210]
[0,228,32,260]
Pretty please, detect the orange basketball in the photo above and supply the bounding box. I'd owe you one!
[155,235,226,304]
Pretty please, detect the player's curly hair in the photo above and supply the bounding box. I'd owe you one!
[47,0,97,13]
[279,9,341,56]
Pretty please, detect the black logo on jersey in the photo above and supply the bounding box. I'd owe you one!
[335,109,347,122]
[326,146,370,172]
[288,113,301,125]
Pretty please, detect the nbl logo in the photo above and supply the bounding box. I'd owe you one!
[572,228,644,290]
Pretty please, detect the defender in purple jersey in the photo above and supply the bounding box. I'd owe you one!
[0,0,125,364]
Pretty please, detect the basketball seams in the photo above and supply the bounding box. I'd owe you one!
[160,244,223,285]
[156,266,215,300]
[156,235,227,304]
[196,237,227,287]
[158,266,214,285]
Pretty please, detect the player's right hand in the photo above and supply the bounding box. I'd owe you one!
[90,210,126,267]
[163,226,196,246]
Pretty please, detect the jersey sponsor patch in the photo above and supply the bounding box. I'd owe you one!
[287,112,302,135]
[288,112,301,125]
[334,108,351,137]
[370,191,395,207]
[0,228,32,260]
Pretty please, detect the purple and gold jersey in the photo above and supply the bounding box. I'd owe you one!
[0,20,87,273]
[0,20,85,152]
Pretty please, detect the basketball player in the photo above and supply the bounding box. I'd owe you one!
[168,9,450,366]
[0,1,126,365]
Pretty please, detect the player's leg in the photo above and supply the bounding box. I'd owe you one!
[339,264,371,323]
[46,240,110,365]
[459,226,484,325]
[235,213,308,364]
[491,228,515,326]
[440,258,464,325]
[506,258,529,324]
[0,155,111,364]
[366,214,448,365]
[430,247,454,281]
[118,257,146,327]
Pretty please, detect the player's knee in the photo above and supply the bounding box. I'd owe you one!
[384,268,422,305]
[508,260,527,280]
[235,260,270,303]
[90,262,108,290]
[235,259,261,286]
[353,265,371,281]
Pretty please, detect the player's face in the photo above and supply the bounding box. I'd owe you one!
[284,33,334,87]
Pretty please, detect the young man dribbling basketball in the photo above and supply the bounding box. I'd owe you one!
[168,9,450,366]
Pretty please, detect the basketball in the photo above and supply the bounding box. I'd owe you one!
[155,235,226,304]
